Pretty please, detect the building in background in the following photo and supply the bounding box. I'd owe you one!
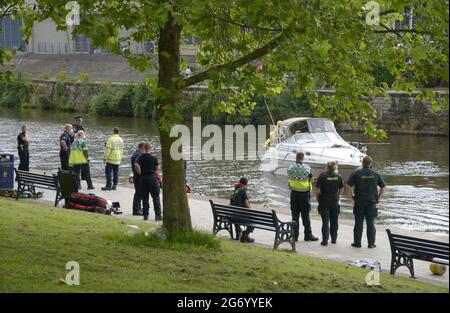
[0,0,197,58]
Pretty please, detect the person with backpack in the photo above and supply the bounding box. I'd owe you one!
[230,177,254,243]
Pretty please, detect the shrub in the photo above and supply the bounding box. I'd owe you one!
[55,70,67,82]
[0,72,30,108]
[36,72,49,80]
[75,72,92,83]
[88,83,154,117]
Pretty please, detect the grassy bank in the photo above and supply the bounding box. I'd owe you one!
[0,198,446,293]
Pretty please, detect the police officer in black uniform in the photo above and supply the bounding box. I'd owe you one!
[134,143,161,221]
[72,116,85,135]
[17,125,29,171]
[315,161,344,246]
[347,156,386,249]
[59,124,73,171]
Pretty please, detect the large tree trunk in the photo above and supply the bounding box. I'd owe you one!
[157,14,192,232]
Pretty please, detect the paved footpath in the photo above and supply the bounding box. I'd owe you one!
[19,179,449,288]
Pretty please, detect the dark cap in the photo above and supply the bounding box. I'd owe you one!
[74,116,83,120]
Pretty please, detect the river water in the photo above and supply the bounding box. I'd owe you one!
[1,108,448,234]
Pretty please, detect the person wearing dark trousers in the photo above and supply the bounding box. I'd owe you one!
[315,161,344,246]
[59,124,73,171]
[347,156,386,249]
[287,152,318,242]
[230,177,254,243]
[17,125,29,171]
[102,128,124,191]
[134,143,161,221]
[131,142,145,216]
[68,130,94,190]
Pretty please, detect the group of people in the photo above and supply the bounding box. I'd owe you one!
[231,152,386,248]
[18,118,386,246]
[16,117,162,221]
[58,117,125,191]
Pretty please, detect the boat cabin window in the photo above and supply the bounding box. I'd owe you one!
[308,119,336,133]
[289,121,309,135]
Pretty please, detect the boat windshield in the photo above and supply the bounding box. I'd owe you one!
[292,133,316,144]
[312,132,347,143]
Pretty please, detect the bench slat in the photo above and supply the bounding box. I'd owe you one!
[394,244,449,258]
[392,237,449,253]
[214,208,274,223]
[390,233,449,248]
[20,181,57,189]
[212,204,273,218]
[17,174,56,184]
[214,214,275,228]
[394,246,449,260]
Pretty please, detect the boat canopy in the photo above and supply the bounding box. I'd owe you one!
[279,118,338,139]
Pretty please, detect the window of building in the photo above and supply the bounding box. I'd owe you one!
[74,34,92,52]
[143,41,154,54]
[0,16,24,50]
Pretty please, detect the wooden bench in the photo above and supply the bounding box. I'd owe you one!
[209,200,297,251]
[386,229,449,278]
[15,169,62,207]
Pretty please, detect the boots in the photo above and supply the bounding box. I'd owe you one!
[240,229,255,243]
[133,209,143,216]
[235,226,242,241]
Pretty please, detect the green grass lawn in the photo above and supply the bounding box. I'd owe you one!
[0,198,446,293]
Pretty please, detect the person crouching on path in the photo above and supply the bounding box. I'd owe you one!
[68,130,94,190]
[102,127,124,191]
[315,161,344,246]
[231,177,255,243]
[134,143,161,221]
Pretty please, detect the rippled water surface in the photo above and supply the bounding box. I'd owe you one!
[1,108,448,234]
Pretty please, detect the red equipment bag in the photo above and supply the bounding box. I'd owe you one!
[67,192,110,215]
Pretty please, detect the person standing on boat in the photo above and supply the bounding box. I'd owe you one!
[347,156,386,249]
[17,125,30,171]
[315,161,344,246]
[287,152,319,242]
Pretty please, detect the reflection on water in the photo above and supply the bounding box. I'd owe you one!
[0,108,448,234]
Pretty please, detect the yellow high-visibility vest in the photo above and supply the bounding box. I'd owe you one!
[104,134,124,165]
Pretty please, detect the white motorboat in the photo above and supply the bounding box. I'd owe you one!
[260,117,367,178]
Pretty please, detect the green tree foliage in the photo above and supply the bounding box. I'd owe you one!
[24,0,450,231]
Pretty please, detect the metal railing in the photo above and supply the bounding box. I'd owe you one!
[37,42,68,54]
